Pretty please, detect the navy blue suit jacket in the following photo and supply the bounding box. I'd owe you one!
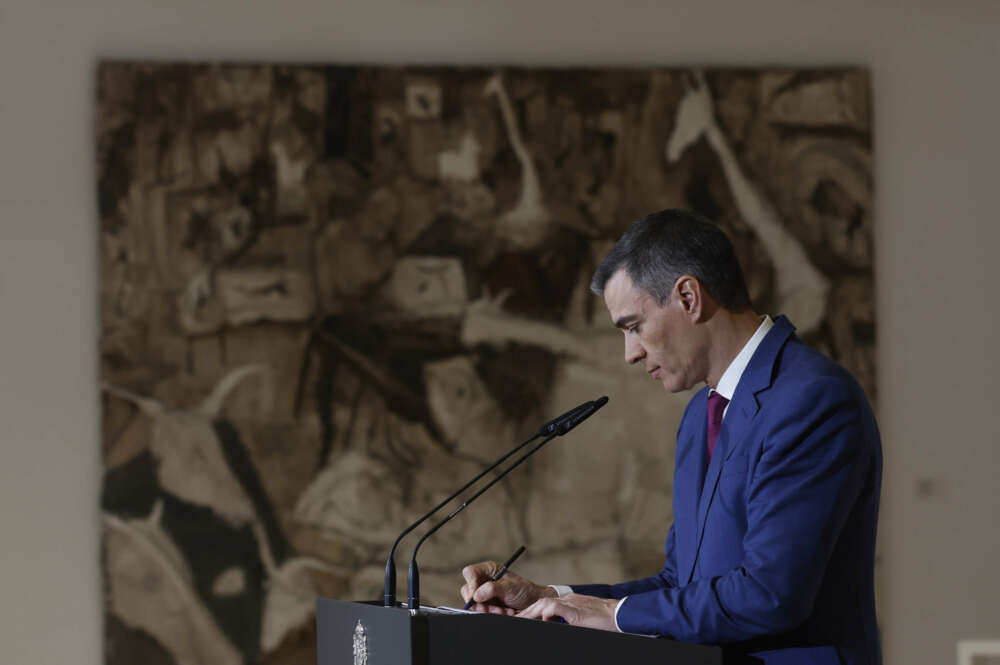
[573,317,882,665]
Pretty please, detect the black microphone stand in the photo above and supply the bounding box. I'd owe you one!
[406,432,559,610]
[405,396,607,609]
[382,401,593,606]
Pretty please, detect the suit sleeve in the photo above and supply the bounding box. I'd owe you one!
[571,391,702,601]
[615,378,876,642]
[571,524,679,599]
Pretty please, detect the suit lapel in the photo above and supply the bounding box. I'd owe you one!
[688,399,753,582]
[684,316,796,584]
[674,389,708,585]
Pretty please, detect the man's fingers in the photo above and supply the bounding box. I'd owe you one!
[516,593,617,631]
[472,581,497,603]
[461,561,497,586]
[461,561,499,605]
[517,597,568,622]
[541,601,569,622]
[516,598,546,620]
[459,580,490,603]
[467,601,512,615]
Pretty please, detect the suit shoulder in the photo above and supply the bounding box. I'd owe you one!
[770,339,875,416]
[775,338,861,388]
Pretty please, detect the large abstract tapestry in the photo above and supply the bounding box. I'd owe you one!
[98,62,874,664]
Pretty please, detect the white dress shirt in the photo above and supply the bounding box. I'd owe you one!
[550,315,774,632]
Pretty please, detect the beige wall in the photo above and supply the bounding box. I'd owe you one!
[1,1,997,664]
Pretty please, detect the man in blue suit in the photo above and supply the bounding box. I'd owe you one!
[460,209,882,665]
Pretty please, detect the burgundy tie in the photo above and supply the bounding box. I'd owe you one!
[707,391,729,462]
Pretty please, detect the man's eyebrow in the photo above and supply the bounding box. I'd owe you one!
[613,314,639,329]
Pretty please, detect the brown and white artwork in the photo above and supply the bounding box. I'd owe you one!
[97,62,874,665]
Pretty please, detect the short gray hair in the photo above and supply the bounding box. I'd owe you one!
[591,209,752,311]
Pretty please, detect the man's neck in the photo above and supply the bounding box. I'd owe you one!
[704,310,763,389]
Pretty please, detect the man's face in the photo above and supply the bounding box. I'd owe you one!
[603,270,706,393]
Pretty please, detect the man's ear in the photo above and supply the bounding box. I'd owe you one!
[674,276,704,321]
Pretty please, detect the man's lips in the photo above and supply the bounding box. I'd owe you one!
[648,366,661,378]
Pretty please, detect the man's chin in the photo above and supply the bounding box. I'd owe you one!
[659,373,700,393]
[660,377,686,393]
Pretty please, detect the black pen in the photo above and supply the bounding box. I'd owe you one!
[464,545,527,610]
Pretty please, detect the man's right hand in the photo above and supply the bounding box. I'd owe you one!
[460,561,556,614]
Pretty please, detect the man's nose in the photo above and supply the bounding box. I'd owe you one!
[625,337,645,365]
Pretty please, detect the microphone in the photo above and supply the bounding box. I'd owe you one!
[554,395,608,435]
[406,396,609,610]
[537,400,593,436]
[382,398,598,607]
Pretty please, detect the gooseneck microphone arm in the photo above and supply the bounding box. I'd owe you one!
[406,395,608,610]
[382,400,594,607]
[407,432,558,609]
[383,430,539,607]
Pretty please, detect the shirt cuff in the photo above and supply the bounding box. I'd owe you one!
[613,596,627,632]
[548,584,573,598]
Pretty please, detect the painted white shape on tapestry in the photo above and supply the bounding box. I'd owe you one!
[102,365,271,527]
[421,352,527,462]
[294,450,406,545]
[211,567,247,597]
[437,132,482,181]
[217,268,316,325]
[423,355,495,444]
[460,290,619,373]
[484,73,550,244]
[270,142,309,215]
[259,557,337,654]
[104,502,242,665]
[213,123,257,177]
[381,257,468,319]
[666,71,830,334]
[178,268,223,335]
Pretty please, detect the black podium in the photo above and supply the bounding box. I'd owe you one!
[317,598,723,665]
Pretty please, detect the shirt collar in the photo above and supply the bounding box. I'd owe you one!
[711,315,774,401]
